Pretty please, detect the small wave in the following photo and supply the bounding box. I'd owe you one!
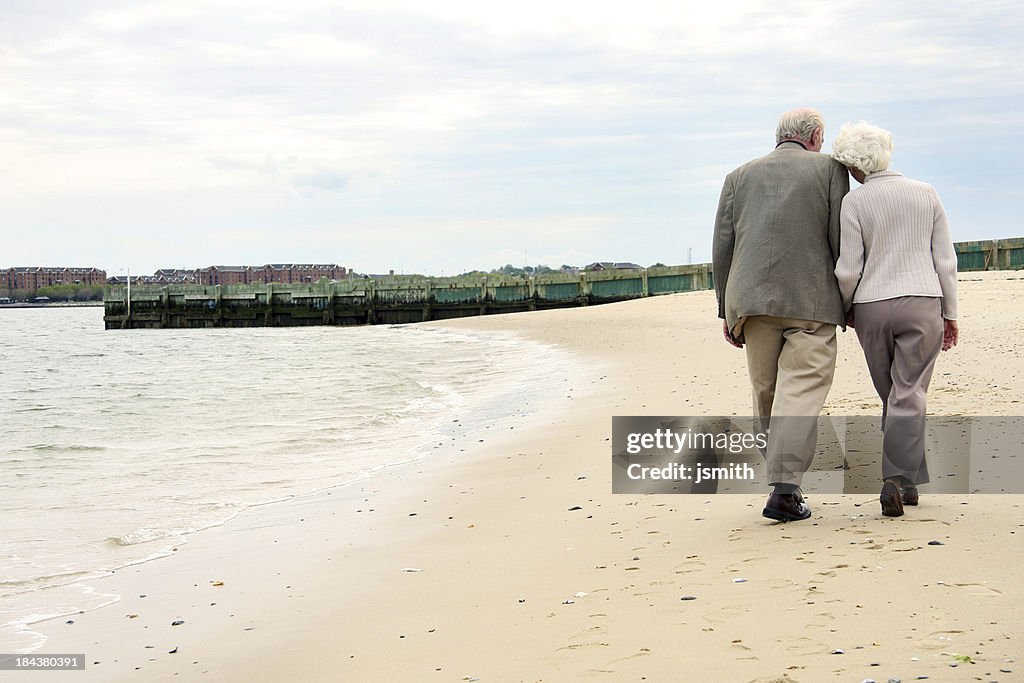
[22,444,105,453]
[0,569,94,590]
[363,413,400,427]
[107,528,177,546]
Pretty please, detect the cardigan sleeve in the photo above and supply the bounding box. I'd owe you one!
[833,196,864,313]
[930,187,958,320]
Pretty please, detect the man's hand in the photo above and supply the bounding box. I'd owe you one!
[846,310,855,329]
[723,321,743,349]
[942,319,959,351]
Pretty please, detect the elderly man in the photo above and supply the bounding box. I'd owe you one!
[713,108,850,522]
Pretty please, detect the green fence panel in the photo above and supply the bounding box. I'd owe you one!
[649,274,693,294]
[1002,240,1024,268]
[956,250,988,272]
[539,282,580,301]
[493,285,529,302]
[433,287,482,304]
[590,277,643,299]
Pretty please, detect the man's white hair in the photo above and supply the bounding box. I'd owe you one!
[831,121,893,174]
[775,108,825,144]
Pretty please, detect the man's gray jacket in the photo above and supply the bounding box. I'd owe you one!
[713,141,850,337]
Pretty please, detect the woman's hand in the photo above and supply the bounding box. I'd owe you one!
[942,319,959,351]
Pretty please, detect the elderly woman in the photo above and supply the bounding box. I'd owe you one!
[832,122,959,517]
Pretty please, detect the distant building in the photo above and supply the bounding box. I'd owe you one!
[251,263,348,284]
[153,269,199,284]
[4,267,107,297]
[198,266,249,286]
[103,264,350,287]
[584,262,644,271]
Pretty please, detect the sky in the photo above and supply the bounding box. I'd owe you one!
[1,0,1021,276]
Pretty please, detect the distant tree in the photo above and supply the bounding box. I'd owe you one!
[77,284,104,300]
[494,264,525,277]
[650,262,667,268]
[35,284,76,301]
[34,284,104,301]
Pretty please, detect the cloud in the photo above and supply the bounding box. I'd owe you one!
[290,170,350,194]
[0,0,1020,273]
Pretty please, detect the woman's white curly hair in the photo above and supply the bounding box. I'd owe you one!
[831,121,893,174]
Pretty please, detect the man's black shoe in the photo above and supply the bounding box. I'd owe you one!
[762,493,811,522]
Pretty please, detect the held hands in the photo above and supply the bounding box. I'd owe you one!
[846,311,855,329]
[722,321,743,349]
[942,319,959,351]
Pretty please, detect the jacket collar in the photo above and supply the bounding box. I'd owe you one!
[774,140,809,151]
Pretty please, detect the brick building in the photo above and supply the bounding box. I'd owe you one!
[250,263,348,284]
[197,266,249,286]
[4,267,107,296]
[189,264,348,286]
[101,264,349,288]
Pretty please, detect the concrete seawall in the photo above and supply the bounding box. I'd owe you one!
[104,264,713,329]
[103,236,1024,329]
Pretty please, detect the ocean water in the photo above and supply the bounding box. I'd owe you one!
[0,307,576,651]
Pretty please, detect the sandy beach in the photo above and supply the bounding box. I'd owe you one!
[29,271,1023,682]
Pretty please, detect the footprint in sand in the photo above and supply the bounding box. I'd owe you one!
[561,623,609,650]
[608,648,653,664]
[672,556,705,574]
[946,582,1003,596]
[702,604,751,625]
[555,641,610,652]
[916,630,965,651]
[899,517,952,525]
[725,556,770,571]
[730,640,758,661]
[780,635,826,655]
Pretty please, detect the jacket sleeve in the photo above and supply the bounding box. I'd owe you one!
[712,174,736,320]
[828,160,850,266]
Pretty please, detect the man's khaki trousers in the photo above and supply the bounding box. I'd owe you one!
[741,316,838,487]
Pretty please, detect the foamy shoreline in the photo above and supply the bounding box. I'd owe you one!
[30,272,1024,682]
